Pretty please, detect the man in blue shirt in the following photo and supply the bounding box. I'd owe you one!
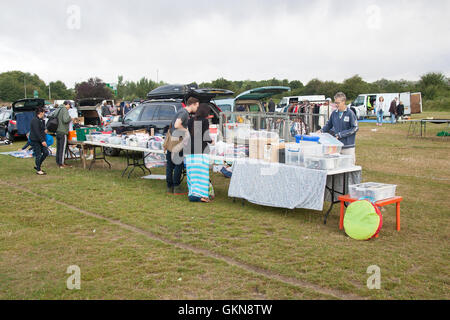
[320,92,359,161]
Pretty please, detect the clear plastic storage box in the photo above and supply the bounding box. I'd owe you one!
[335,154,355,168]
[303,155,339,170]
[349,182,397,201]
[311,132,344,155]
[299,142,323,157]
[285,143,302,166]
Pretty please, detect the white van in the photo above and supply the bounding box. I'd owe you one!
[348,92,422,119]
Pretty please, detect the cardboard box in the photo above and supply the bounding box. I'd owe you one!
[73,117,84,125]
[125,129,148,136]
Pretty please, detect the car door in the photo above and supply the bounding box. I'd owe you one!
[153,104,178,134]
[117,105,144,133]
[135,104,158,131]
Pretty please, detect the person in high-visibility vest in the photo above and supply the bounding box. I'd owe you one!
[367,97,373,112]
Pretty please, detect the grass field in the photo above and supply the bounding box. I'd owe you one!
[0,112,449,300]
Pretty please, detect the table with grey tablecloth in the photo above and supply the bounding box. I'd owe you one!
[228,159,362,211]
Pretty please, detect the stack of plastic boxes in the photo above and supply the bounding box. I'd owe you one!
[285,133,355,170]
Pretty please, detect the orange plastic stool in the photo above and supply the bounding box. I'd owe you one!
[338,195,403,231]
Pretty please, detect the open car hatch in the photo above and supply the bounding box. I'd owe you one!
[235,86,291,101]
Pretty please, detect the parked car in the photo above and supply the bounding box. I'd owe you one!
[0,109,13,138]
[75,98,119,126]
[5,98,46,141]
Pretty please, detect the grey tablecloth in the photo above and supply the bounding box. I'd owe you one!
[228,159,328,210]
[228,159,361,211]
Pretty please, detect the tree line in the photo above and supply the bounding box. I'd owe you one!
[0,71,448,110]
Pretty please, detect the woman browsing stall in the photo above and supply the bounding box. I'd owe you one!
[185,103,213,203]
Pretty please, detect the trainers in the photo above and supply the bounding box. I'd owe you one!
[173,185,188,195]
[167,186,174,194]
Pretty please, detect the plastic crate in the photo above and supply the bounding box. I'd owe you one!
[304,155,338,170]
[311,132,344,155]
[349,182,397,201]
[285,143,301,166]
[299,143,323,157]
[335,154,354,169]
[76,127,102,142]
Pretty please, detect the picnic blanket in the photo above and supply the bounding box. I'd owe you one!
[0,147,57,159]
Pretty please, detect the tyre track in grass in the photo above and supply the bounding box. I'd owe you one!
[0,179,366,300]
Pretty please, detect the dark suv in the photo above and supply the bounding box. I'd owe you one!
[108,85,233,135]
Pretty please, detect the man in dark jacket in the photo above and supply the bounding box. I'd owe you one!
[29,107,49,175]
[396,101,405,120]
[321,92,359,161]
[389,97,398,124]
[268,99,276,112]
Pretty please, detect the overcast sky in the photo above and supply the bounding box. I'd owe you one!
[1,0,449,88]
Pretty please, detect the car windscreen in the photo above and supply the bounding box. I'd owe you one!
[123,105,143,122]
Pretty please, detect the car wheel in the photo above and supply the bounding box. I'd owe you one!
[104,147,120,157]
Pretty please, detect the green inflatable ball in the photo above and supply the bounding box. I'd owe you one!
[344,200,382,240]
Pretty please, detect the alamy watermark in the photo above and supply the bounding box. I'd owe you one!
[367,265,381,290]
[67,5,81,30]
[66,265,81,290]
[366,5,382,30]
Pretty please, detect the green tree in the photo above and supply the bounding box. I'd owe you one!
[0,71,48,101]
[340,75,370,100]
[418,72,449,99]
[48,81,73,100]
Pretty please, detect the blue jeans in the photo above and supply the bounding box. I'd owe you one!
[166,150,183,188]
[30,141,49,171]
[391,113,396,124]
[377,111,384,124]
[188,195,203,202]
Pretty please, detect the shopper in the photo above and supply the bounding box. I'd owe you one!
[186,103,213,203]
[29,107,49,175]
[101,102,111,117]
[123,102,132,116]
[56,101,72,168]
[389,97,398,124]
[321,92,359,162]
[165,97,199,195]
[268,99,276,113]
[376,96,385,126]
[397,101,405,121]
[113,102,121,116]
